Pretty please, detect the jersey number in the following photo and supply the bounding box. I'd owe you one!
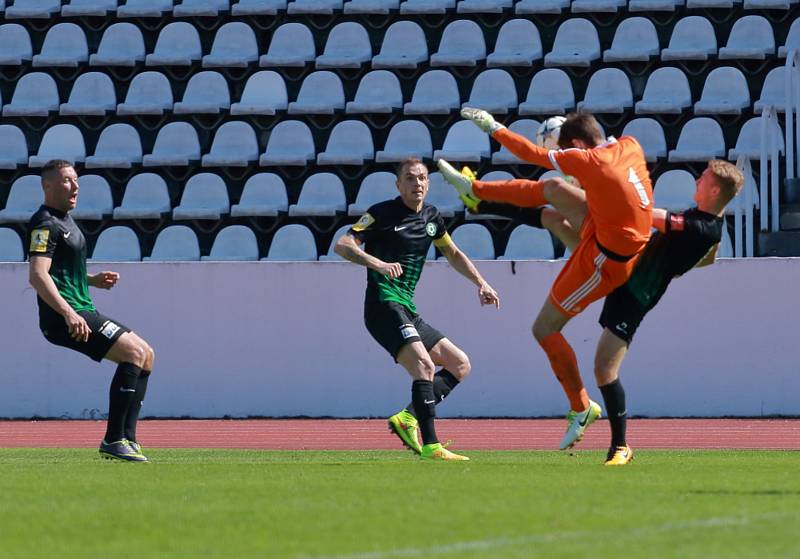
[628,168,651,208]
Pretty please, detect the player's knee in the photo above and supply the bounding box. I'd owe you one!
[144,343,155,370]
[453,354,471,380]
[542,178,565,200]
[532,321,548,343]
[416,358,436,381]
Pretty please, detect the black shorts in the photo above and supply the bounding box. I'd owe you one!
[364,301,445,361]
[598,285,649,345]
[41,309,131,362]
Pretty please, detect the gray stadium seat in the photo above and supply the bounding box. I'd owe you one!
[3,72,59,117]
[259,23,315,67]
[85,124,143,169]
[518,68,574,115]
[571,0,626,11]
[62,0,118,16]
[262,224,317,261]
[117,71,173,115]
[375,120,432,162]
[230,71,287,116]
[202,225,260,261]
[0,228,24,262]
[686,0,735,7]
[427,172,464,217]
[399,0,455,15]
[202,121,259,167]
[71,175,113,220]
[0,176,42,224]
[202,22,259,68]
[622,118,667,162]
[694,67,750,116]
[317,120,374,166]
[629,0,682,10]
[173,173,230,220]
[144,226,200,261]
[463,69,517,114]
[778,17,800,58]
[486,19,542,68]
[319,224,352,261]
[316,22,372,69]
[231,0,286,14]
[544,18,600,68]
[430,20,486,67]
[404,70,460,115]
[343,0,398,12]
[32,23,88,67]
[515,0,568,13]
[718,15,774,60]
[173,0,229,16]
[492,119,541,164]
[457,0,512,13]
[288,173,347,216]
[635,67,692,115]
[499,225,554,260]
[145,22,202,67]
[230,173,288,217]
[661,16,717,61]
[603,17,660,62]
[113,173,171,219]
[90,226,141,262]
[433,120,491,162]
[346,70,403,114]
[0,125,29,169]
[287,0,342,14]
[118,0,174,16]
[90,23,145,67]
[728,117,785,160]
[744,0,796,8]
[754,67,786,114]
[5,0,61,18]
[448,224,494,260]
[287,71,345,115]
[173,71,230,114]
[668,118,725,162]
[29,124,85,168]
[348,172,397,216]
[143,122,201,167]
[0,24,32,65]
[577,68,633,114]
[372,21,428,69]
[59,72,117,116]
[654,170,696,211]
[259,120,315,167]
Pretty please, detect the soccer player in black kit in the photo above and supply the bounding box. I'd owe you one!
[335,158,500,461]
[28,160,155,462]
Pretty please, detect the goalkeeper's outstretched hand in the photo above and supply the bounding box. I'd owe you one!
[461,107,506,134]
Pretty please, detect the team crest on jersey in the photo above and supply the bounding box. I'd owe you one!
[425,222,437,237]
[352,213,375,232]
[30,229,50,253]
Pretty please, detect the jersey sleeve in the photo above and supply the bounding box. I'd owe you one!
[28,218,59,258]
[348,205,380,243]
[547,148,593,178]
[666,212,722,244]
[492,128,554,169]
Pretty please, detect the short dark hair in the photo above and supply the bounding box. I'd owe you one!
[41,160,74,182]
[557,112,605,149]
[396,157,426,178]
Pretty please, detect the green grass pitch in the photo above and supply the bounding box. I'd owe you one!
[0,449,797,559]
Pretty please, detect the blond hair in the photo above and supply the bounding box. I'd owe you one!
[707,159,744,206]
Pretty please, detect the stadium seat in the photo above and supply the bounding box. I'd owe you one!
[375,120,432,162]
[230,173,288,217]
[117,71,173,115]
[499,225,554,260]
[173,173,230,220]
[346,70,403,115]
[544,19,600,68]
[463,69,517,114]
[71,175,113,220]
[5,0,61,18]
[577,68,633,113]
[231,0,287,14]
[0,228,24,262]
[0,24,32,66]
[744,0,796,8]
[173,0,229,16]
[202,225,259,261]
[3,72,59,117]
[718,16,774,60]
[448,224,494,259]
[117,0,173,16]
[622,118,667,162]
[372,21,428,70]
[143,122,200,166]
[259,120,315,166]
[718,226,733,258]
[62,0,117,16]
[603,17,660,62]
[399,0,455,15]
[0,125,29,169]
[29,124,85,167]
[661,16,717,61]
[202,22,259,68]
[259,23,315,68]
[430,20,486,67]
[635,67,692,115]
[85,123,143,169]
[287,71,345,115]
[145,22,201,67]
[230,71,288,116]
[457,0,512,13]
[728,117,785,160]
[518,69,575,115]
[144,226,200,261]
[653,169,696,211]
[668,118,725,162]
[754,67,786,114]
[317,120,374,166]
[492,119,541,164]
[694,67,750,116]
[319,224,351,261]
[778,17,800,58]
[686,0,734,7]
[515,0,568,13]
[173,71,230,114]
[629,0,681,10]
[404,70,460,115]
[433,120,491,162]
[427,172,464,217]
[316,22,372,69]
[90,226,141,262]
[288,173,347,216]
[287,0,342,14]
[202,122,259,168]
[343,0,399,13]
[90,23,145,67]
[571,0,626,12]
[348,172,397,215]
[0,176,43,224]
[486,19,543,68]
[263,224,317,261]
[113,173,171,219]
[32,23,88,67]
[59,72,117,116]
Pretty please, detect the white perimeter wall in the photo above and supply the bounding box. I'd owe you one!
[0,258,797,418]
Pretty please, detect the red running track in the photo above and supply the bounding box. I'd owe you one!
[0,419,798,450]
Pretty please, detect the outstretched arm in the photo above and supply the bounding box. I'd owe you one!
[434,235,500,308]
[461,108,554,169]
[334,233,403,278]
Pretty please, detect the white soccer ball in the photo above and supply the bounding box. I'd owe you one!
[536,116,567,149]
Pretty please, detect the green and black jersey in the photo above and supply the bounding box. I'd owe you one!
[348,197,447,314]
[27,205,95,322]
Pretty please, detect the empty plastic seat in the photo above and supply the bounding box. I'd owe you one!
[202,121,259,167]
[288,173,347,216]
[202,225,259,261]
[668,118,725,162]
[686,0,734,7]
[0,125,29,169]
[62,0,117,16]
[661,16,717,61]
[90,226,141,262]
[144,226,200,261]
[717,226,733,258]
[603,17,660,62]
[433,120,491,162]
[287,71,345,115]
[5,0,61,18]
[145,22,201,67]
[348,172,397,215]
[694,67,750,115]
[449,224,494,259]
[457,0,511,12]
[113,173,171,219]
[372,21,427,69]
[499,225,554,260]
[0,228,24,262]
[519,69,575,115]
[728,117,785,160]
[577,68,632,113]
[316,22,372,69]
[3,73,59,117]
[399,0,455,15]
[259,23,315,67]
[317,120,374,165]
[622,118,667,162]
[59,72,117,116]
[0,176,43,223]
[232,0,286,13]
[71,175,113,220]
[90,23,145,67]
[754,67,786,114]
[117,71,173,115]
[375,120,432,162]
[259,121,315,166]
[173,174,230,220]
[230,71,287,116]
[143,122,200,167]
[29,125,85,167]
[319,224,351,261]
[492,119,540,164]
[427,172,464,216]
[635,67,692,115]
[571,0,626,11]
[430,20,486,67]
[515,0,569,13]
[744,0,795,8]
[778,17,800,58]
[544,18,600,68]
[0,24,33,65]
[404,70,460,115]
[629,0,682,10]
[117,0,173,17]
[263,224,317,261]
[85,124,143,169]
[230,173,288,216]
[718,15,774,60]
[654,169,696,211]
[173,0,229,16]
[287,0,342,14]
[487,19,543,68]
[173,71,230,114]
[202,22,258,68]
[32,23,88,67]
[343,0,399,13]
[464,69,517,114]
[346,70,403,114]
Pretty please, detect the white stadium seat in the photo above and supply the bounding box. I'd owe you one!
[90,23,145,67]
[430,20,486,67]
[287,71,345,115]
[544,18,600,68]
[433,120,491,162]
[463,69,517,114]
[230,173,288,217]
[3,72,59,117]
[230,71,288,116]
[113,174,171,220]
[404,70,460,115]
[259,23,315,67]
[145,226,200,261]
[668,118,726,162]
[173,71,230,115]
[346,71,403,115]
[117,72,173,115]
[372,21,428,69]
[202,225,260,261]
[316,22,372,69]
[29,124,85,168]
[173,174,230,221]
[317,120,375,166]
[143,122,201,167]
[202,122,259,168]
[259,121,316,167]
[263,224,317,261]
[32,23,88,67]
[202,22,259,68]
[288,173,347,217]
[375,120,432,162]
[85,124,143,169]
[0,176,43,224]
[500,225,554,260]
[59,72,117,116]
[90,226,141,262]
[71,175,114,220]
[486,19,543,68]
[348,172,397,216]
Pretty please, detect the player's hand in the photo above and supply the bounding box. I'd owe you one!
[90,271,120,289]
[64,309,90,342]
[376,261,403,278]
[478,282,500,308]
[461,107,506,134]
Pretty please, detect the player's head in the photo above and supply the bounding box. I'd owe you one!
[557,112,605,149]
[395,158,429,209]
[41,159,79,212]
[695,160,744,212]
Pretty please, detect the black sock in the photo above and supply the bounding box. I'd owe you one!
[105,362,142,443]
[405,369,461,417]
[411,380,438,446]
[599,378,627,447]
[124,370,150,443]
[476,202,544,228]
